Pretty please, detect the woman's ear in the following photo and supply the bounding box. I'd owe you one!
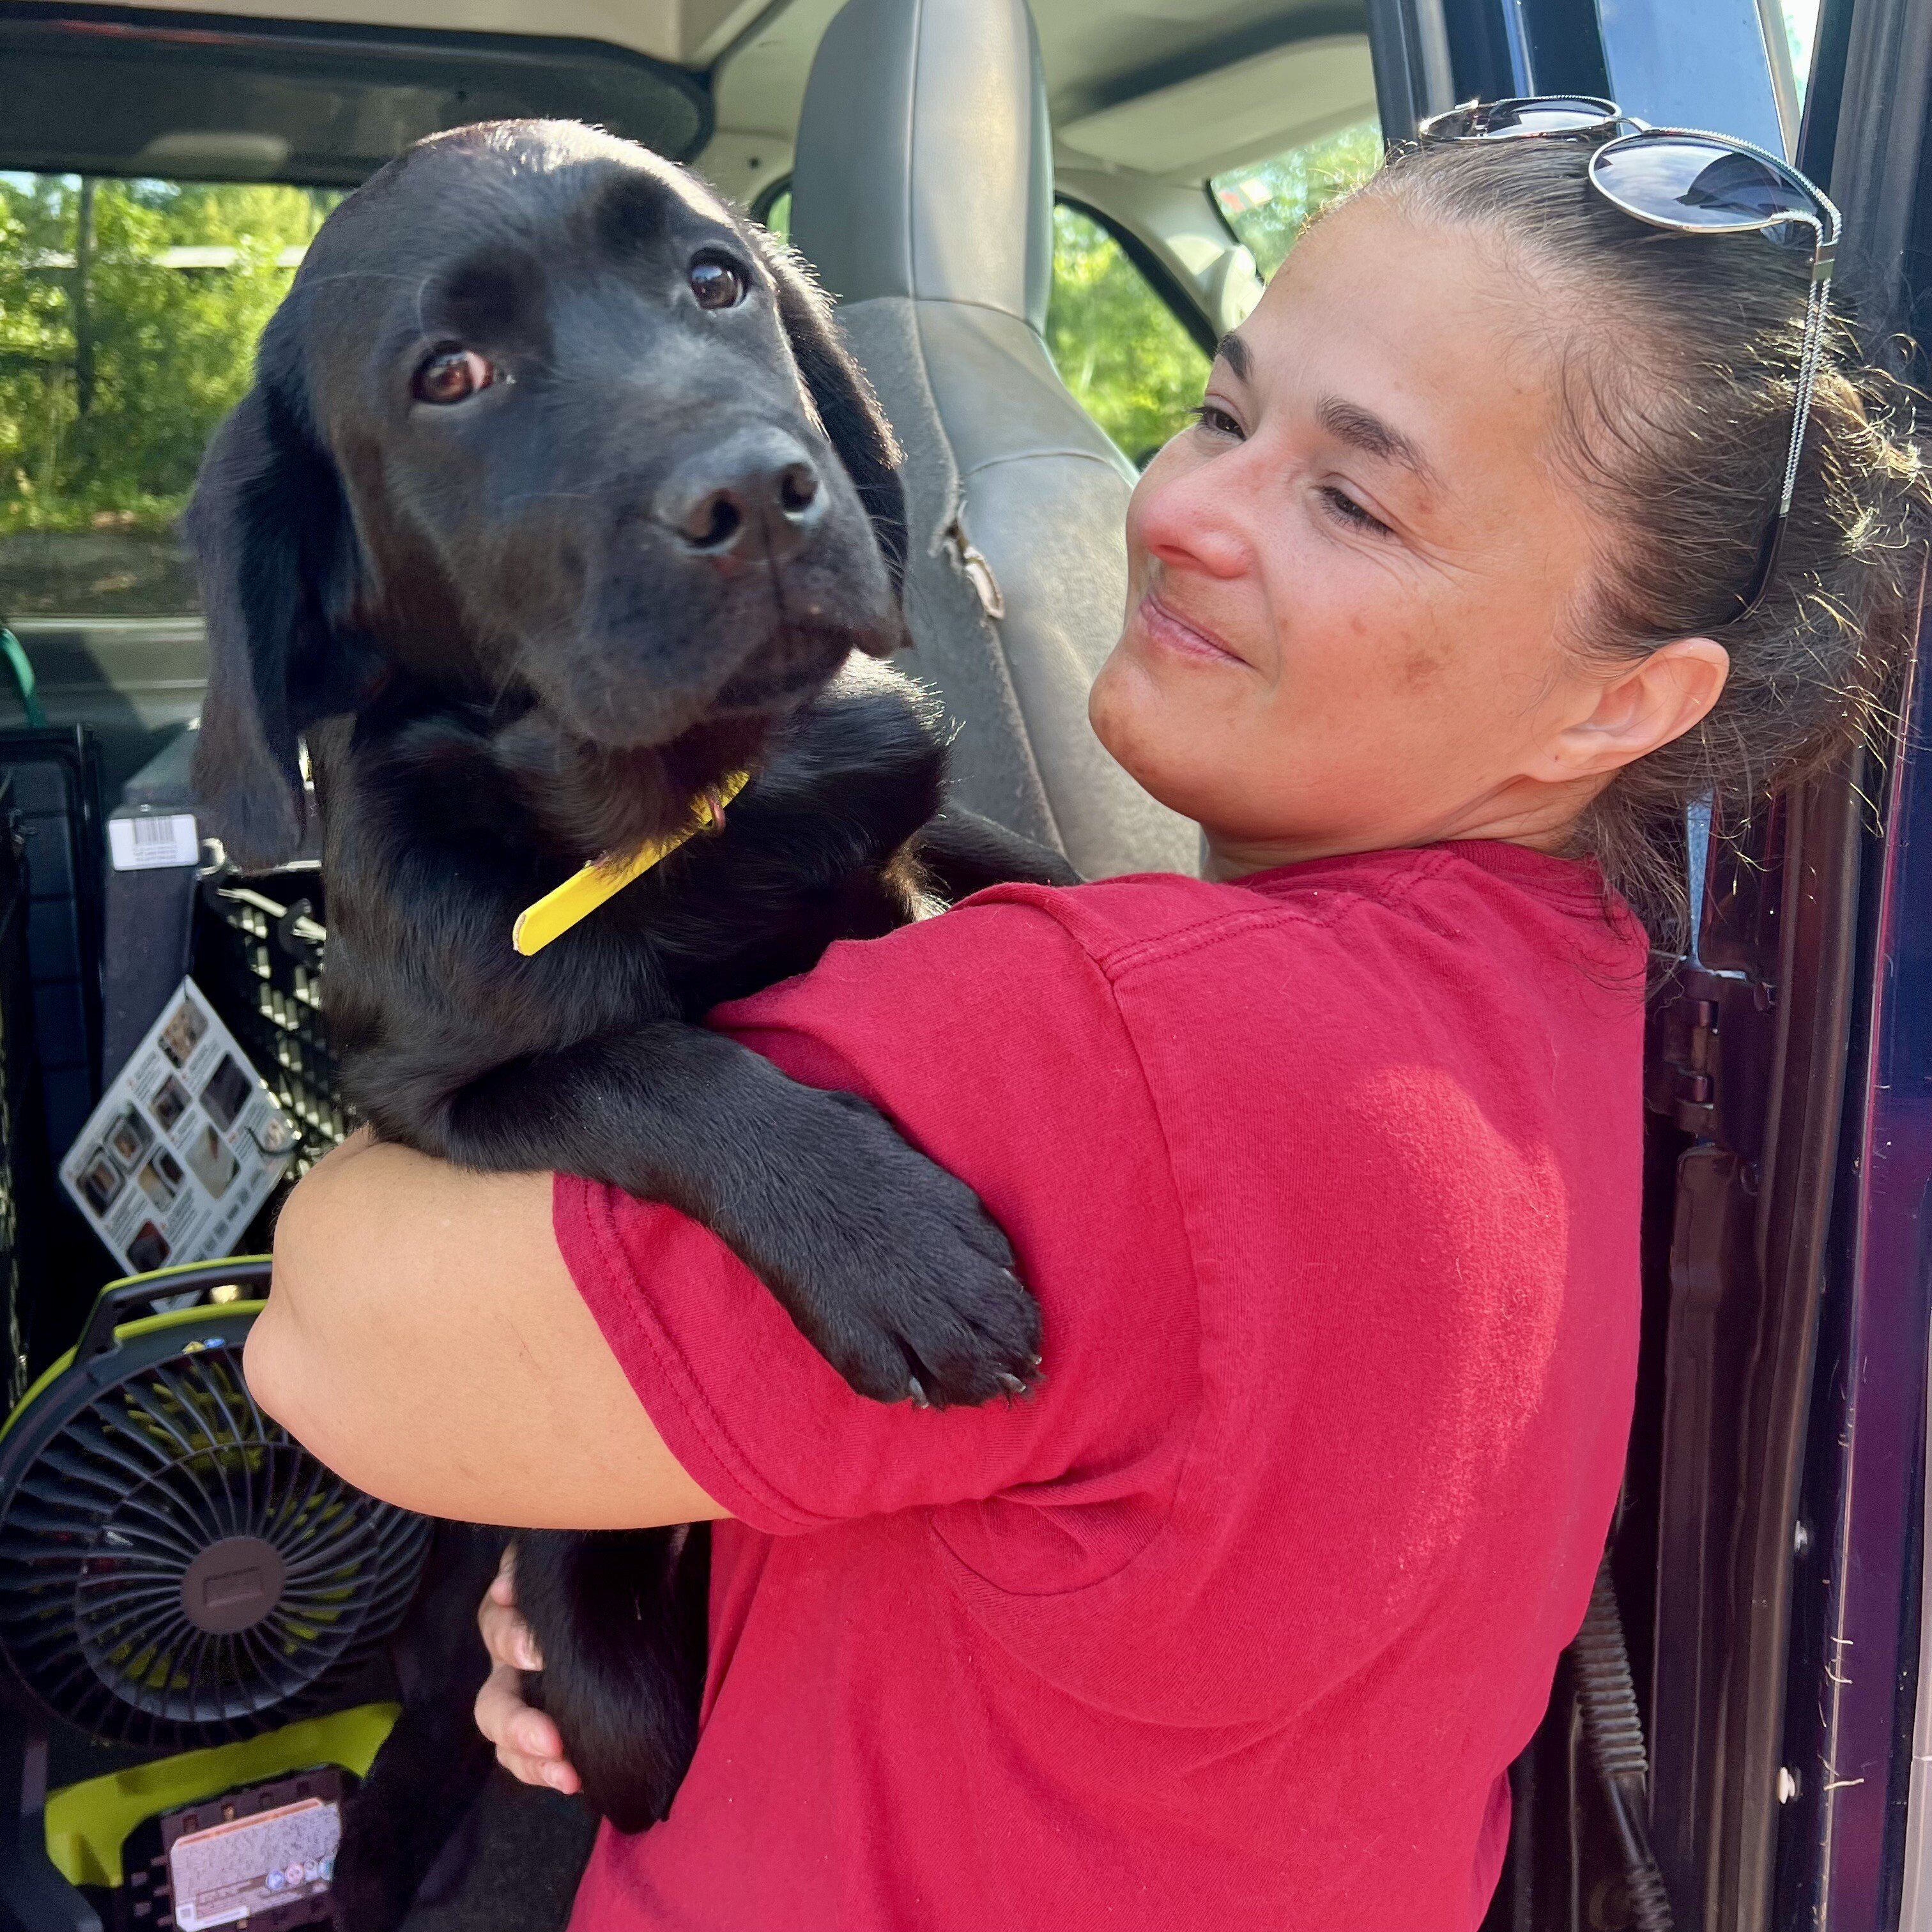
[1544,637,1731,781]
[747,223,910,594]
[184,342,367,871]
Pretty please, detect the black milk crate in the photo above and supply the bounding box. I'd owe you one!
[191,865,355,1182]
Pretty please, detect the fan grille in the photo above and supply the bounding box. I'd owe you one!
[0,1333,429,1747]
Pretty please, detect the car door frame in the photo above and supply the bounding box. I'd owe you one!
[1372,1,1932,1928]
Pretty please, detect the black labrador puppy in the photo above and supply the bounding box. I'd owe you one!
[184,119,1073,1928]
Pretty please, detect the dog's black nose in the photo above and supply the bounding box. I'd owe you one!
[659,433,825,565]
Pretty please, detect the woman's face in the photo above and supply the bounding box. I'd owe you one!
[1090,198,1678,873]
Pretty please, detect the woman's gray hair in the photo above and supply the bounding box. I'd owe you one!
[1338,137,1928,949]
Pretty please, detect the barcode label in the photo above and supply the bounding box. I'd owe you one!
[108,811,198,871]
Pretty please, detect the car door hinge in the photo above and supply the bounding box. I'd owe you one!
[1646,965,1777,1140]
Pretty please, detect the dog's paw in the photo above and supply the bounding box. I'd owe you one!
[775,1113,1043,1409]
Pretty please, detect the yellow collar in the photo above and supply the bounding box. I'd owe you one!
[511,770,753,957]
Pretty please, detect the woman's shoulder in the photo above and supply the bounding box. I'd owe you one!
[951,855,1418,965]
[953,840,1633,984]
[712,840,1640,1085]
[781,869,1314,1024]
[717,868,1268,1023]
[955,869,1276,968]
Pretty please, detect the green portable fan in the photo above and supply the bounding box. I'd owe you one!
[0,1261,431,1751]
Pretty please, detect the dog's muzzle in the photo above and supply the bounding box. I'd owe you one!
[656,427,828,572]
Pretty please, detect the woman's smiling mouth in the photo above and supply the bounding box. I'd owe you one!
[1137,588,1251,669]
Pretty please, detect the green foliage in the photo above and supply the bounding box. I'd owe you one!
[764,187,1210,464]
[759,188,792,241]
[1045,124,1384,466]
[1211,121,1384,280]
[0,176,336,535]
[1781,0,1818,99]
[1046,204,1209,466]
[0,129,1389,608]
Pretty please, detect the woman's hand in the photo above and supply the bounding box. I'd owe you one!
[473,1549,582,1795]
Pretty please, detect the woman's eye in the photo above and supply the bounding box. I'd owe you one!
[1191,402,1244,439]
[690,259,747,310]
[1319,485,1393,538]
[412,349,496,405]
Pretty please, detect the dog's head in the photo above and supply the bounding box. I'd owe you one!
[186,119,909,868]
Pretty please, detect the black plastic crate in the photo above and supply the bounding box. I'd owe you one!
[190,866,353,1184]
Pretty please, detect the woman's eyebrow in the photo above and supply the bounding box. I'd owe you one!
[1213,331,1252,381]
[1315,395,1440,489]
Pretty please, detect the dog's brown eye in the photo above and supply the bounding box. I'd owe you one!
[689,260,745,310]
[413,348,496,405]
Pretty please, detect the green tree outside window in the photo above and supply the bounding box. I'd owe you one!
[759,188,792,241]
[1781,0,1820,100]
[1045,204,1208,468]
[0,175,337,613]
[1047,120,1384,467]
[1211,120,1384,282]
[0,119,1390,614]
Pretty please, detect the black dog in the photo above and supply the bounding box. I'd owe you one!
[185,120,1074,1928]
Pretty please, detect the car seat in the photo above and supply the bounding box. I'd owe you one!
[788,0,1199,880]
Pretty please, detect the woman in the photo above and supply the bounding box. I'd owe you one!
[250,119,1925,1929]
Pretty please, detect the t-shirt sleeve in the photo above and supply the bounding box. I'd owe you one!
[553,892,1200,1565]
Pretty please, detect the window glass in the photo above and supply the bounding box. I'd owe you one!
[1046,203,1209,468]
[1779,0,1820,102]
[0,174,338,616]
[758,187,792,241]
[1211,120,1383,282]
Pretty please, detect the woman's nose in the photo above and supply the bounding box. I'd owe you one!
[1128,445,1251,581]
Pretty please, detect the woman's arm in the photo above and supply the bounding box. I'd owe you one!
[246,1131,729,1529]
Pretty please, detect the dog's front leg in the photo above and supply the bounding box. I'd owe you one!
[406,1024,1036,1845]
[512,1522,710,1833]
[434,1022,1039,1408]
[329,1522,505,1932]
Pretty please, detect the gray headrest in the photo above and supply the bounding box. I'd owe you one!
[789,0,1054,334]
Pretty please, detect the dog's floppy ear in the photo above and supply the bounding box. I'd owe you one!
[184,349,365,870]
[753,230,909,593]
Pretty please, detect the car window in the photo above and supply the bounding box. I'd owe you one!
[767,188,1211,470]
[762,185,1204,468]
[1779,0,1820,100]
[1,174,339,618]
[758,187,792,240]
[1046,203,1209,468]
[1211,120,1383,283]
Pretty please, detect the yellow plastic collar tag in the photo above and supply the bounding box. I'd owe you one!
[511,770,751,957]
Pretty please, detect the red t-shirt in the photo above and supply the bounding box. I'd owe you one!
[555,843,1648,1932]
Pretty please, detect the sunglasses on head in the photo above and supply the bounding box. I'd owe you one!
[1418,96,1842,620]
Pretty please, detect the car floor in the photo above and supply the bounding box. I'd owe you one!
[401,1775,599,1932]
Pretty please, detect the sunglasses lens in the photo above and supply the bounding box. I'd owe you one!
[1481,97,1619,136]
[1592,135,1817,231]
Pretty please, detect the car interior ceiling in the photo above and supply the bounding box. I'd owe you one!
[0,0,1887,1928]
